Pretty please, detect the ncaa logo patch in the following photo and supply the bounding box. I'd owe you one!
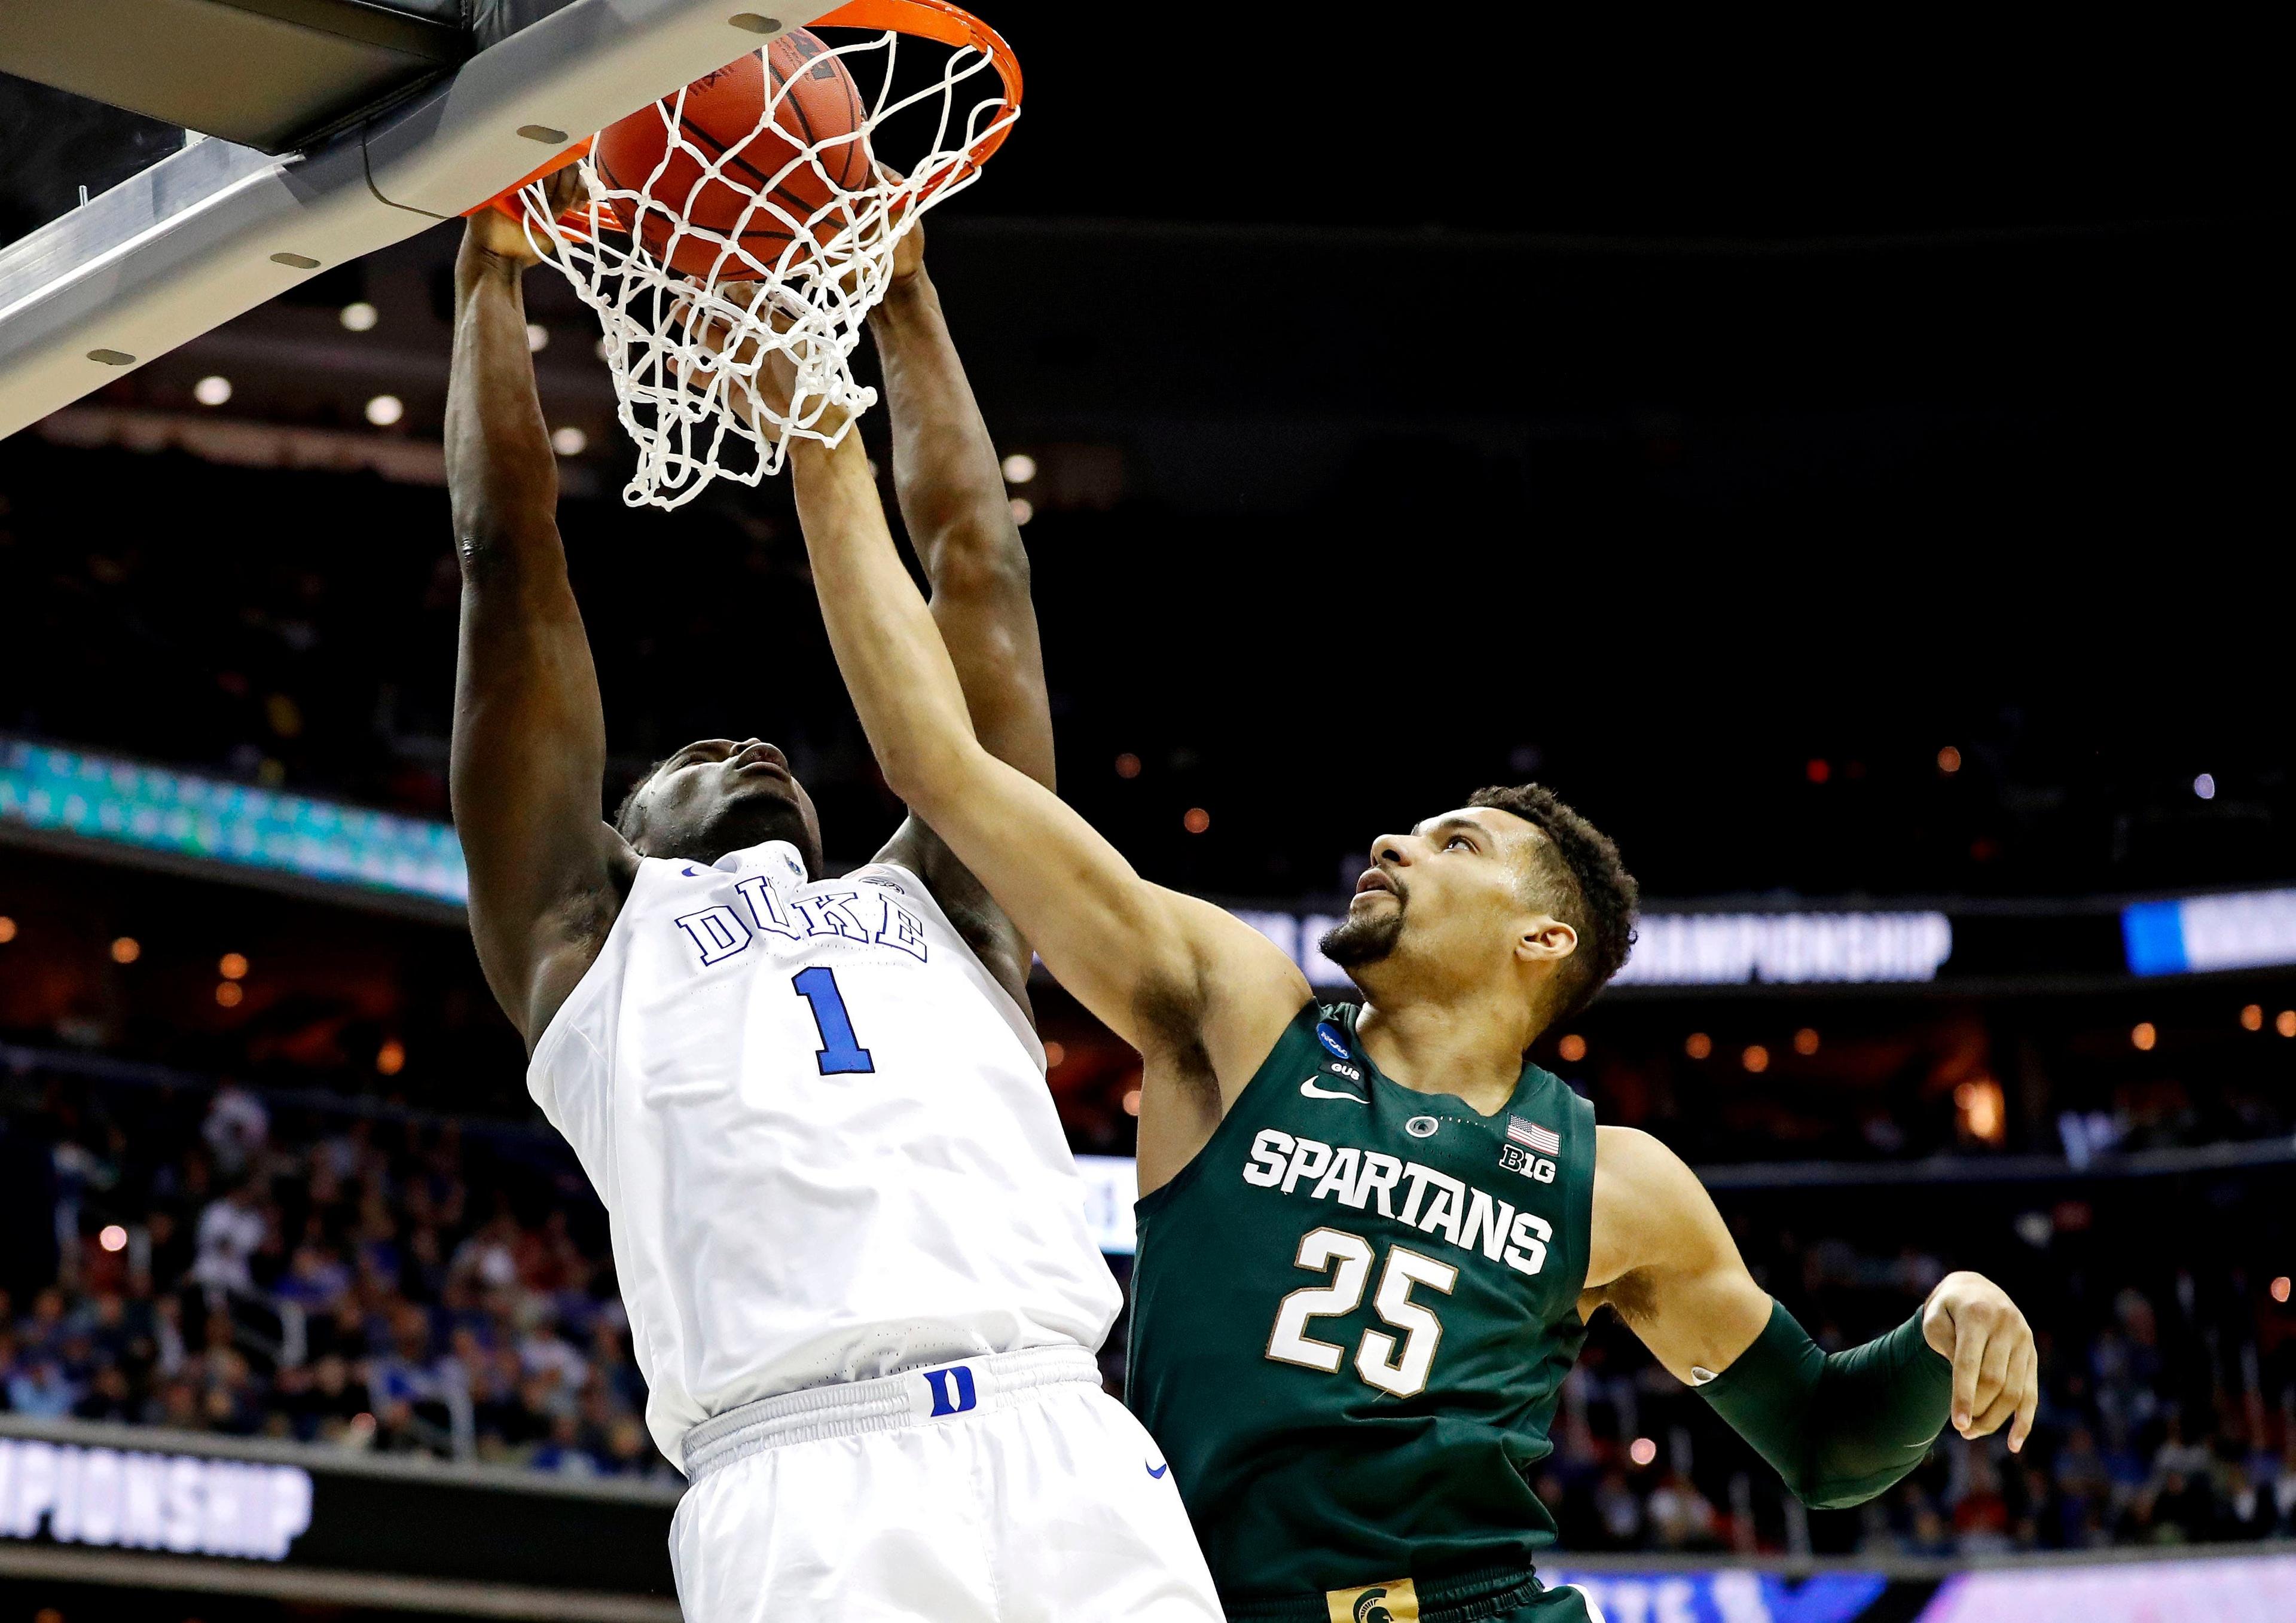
[1316,1022,1351,1060]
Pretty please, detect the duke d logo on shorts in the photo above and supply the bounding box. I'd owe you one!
[1326,1578,1419,1623]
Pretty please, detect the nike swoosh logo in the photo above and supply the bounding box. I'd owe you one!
[1299,1078,1368,1102]
[1146,1462,1170,1480]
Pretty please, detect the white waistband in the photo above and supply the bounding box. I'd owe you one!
[679,1345,1104,1483]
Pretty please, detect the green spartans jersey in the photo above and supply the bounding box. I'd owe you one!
[1128,1001,1596,1616]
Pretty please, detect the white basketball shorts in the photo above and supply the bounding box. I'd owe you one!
[668,1345,1222,1622]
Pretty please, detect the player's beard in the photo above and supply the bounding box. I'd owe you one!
[1321,894,1405,968]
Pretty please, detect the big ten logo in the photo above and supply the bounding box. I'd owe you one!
[1498,1144,1558,1184]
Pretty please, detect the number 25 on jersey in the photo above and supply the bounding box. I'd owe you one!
[1267,1227,1456,1398]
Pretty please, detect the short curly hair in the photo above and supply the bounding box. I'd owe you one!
[1467,783,1639,1024]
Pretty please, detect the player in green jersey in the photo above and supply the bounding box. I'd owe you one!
[778,409,2039,1621]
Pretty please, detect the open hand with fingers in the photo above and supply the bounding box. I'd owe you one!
[1922,1271,2039,1451]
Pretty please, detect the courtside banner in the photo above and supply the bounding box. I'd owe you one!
[0,1417,677,1597]
[1547,1569,1897,1622]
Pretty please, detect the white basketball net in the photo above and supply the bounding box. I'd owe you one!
[518,26,1016,509]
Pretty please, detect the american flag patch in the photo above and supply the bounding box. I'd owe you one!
[1507,1117,1562,1156]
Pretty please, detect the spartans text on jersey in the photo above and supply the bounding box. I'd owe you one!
[1239,1129,1553,1278]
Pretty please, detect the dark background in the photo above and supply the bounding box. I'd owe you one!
[4,5,2289,905]
[0,3,2290,1590]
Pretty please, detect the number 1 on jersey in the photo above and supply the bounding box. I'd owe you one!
[792,967,875,1075]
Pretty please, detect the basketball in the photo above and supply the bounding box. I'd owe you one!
[594,30,870,279]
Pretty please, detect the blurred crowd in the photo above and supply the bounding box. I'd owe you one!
[1545,1184,2296,1557]
[1,1062,670,1480]
[5,1055,2293,1555]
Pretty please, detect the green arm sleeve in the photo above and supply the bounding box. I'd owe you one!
[1695,1299,1953,1510]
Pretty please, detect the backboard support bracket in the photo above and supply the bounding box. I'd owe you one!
[0,0,839,442]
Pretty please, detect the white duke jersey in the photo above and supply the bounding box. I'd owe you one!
[528,839,1122,1463]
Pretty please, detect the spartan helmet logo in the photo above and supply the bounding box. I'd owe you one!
[1354,1591,1394,1623]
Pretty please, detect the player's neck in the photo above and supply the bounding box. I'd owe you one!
[1354,992,1534,1117]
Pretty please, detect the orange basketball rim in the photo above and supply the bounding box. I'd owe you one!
[468,0,1024,231]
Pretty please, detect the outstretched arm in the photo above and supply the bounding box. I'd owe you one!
[1584,1126,2037,1509]
[875,234,1054,786]
[786,426,1310,1175]
[862,236,1053,1000]
[445,204,633,1047]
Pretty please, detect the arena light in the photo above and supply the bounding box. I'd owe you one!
[193,374,232,406]
[0,916,14,943]
[2131,1022,2157,1051]
[1627,1436,1658,1468]
[1183,806,1210,834]
[1742,1044,1770,1074]
[339,301,378,332]
[1115,752,1142,779]
[1937,744,1962,774]
[109,936,139,964]
[550,426,588,456]
[1009,496,1034,525]
[364,393,404,427]
[215,982,243,1007]
[1557,1034,1586,1062]
[526,322,549,353]
[2241,1004,2264,1030]
[219,952,248,980]
[2193,772,2216,800]
[1684,1032,1712,1059]
[1001,452,1036,484]
[1793,1027,1820,1055]
[1956,1078,2005,1142]
[99,1224,128,1253]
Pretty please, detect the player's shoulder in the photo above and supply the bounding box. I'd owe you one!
[1591,1125,1709,1206]
[1587,1125,1731,1289]
[1593,1123,1680,1171]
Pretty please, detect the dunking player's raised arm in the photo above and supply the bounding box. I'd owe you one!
[444,187,635,1049]
[787,423,1312,1185]
[857,230,1057,1004]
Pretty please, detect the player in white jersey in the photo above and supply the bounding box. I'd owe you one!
[443,195,1220,1621]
